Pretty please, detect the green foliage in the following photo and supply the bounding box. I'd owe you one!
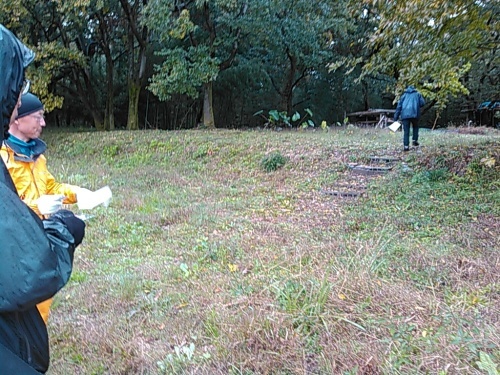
[463,154,499,184]
[0,0,119,129]
[253,109,296,127]
[203,310,221,339]
[69,270,88,284]
[341,0,497,112]
[476,351,499,375]
[2,0,497,130]
[335,117,349,127]
[268,110,291,127]
[29,41,87,112]
[193,143,217,159]
[260,152,287,172]
[411,168,450,184]
[254,108,315,128]
[145,0,244,101]
[167,9,196,40]
[276,280,307,313]
[274,279,330,335]
[244,0,345,114]
[102,144,121,158]
[296,108,315,128]
[385,322,421,369]
[149,46,220,100]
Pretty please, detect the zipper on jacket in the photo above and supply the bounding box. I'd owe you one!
[29,162,47,218]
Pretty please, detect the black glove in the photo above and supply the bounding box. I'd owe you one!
[51,209,86,246]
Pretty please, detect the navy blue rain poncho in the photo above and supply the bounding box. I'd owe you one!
[0,24,78,374]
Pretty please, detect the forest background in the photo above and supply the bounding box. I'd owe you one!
[0,0,498,131]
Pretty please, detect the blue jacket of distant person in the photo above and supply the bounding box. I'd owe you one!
[394,85,425,121]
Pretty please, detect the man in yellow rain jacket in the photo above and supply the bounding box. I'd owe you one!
[0,92,90,323]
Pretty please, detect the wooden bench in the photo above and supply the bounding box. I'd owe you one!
[347,109,396,128]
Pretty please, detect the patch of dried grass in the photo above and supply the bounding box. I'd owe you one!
[453,126,497,135]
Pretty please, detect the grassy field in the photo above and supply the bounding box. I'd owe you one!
[43,126,499,375]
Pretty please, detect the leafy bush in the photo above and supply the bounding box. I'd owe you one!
[261,152,287,172]
[411,168,450,183]
[253,108,314,128]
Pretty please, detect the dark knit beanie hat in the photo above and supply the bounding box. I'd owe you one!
[17,93,43,118]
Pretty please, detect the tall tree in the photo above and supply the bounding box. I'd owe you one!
[327,1,386,111]
[144,0,248,128]
[119,0,149,130]
[245,0,344,117]
[342,0,499,114]
[92,0,126,131]
[0,0,110,128]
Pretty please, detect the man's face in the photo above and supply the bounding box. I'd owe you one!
[15,109,46,141]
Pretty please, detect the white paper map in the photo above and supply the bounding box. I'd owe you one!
[77,185,112,210]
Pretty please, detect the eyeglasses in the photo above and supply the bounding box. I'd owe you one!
[29,114,45,123]
[21,79,30,95]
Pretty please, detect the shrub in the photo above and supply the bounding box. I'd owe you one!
[261,152,287,172]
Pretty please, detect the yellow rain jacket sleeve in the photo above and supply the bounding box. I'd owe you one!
[0,142,79,216]
[1,139,80,323]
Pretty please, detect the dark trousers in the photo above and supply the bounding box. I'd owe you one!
[402,118,419,147]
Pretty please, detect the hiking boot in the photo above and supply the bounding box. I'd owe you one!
[403,146,410,152]
[412,141,419,146]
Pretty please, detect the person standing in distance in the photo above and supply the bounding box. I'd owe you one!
[394,85,426,151]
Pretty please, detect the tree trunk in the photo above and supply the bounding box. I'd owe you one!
[97,10,115,131]
[56,18,105,130]
[72,67,104,130]
[105,93,115,130]
[121,0,148,131]
[105,58,115,130]
[362,80,369,110]
[127,80,141,130]
[203,82,215,128]
[90,108,104,129]
[282,49,297,116]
